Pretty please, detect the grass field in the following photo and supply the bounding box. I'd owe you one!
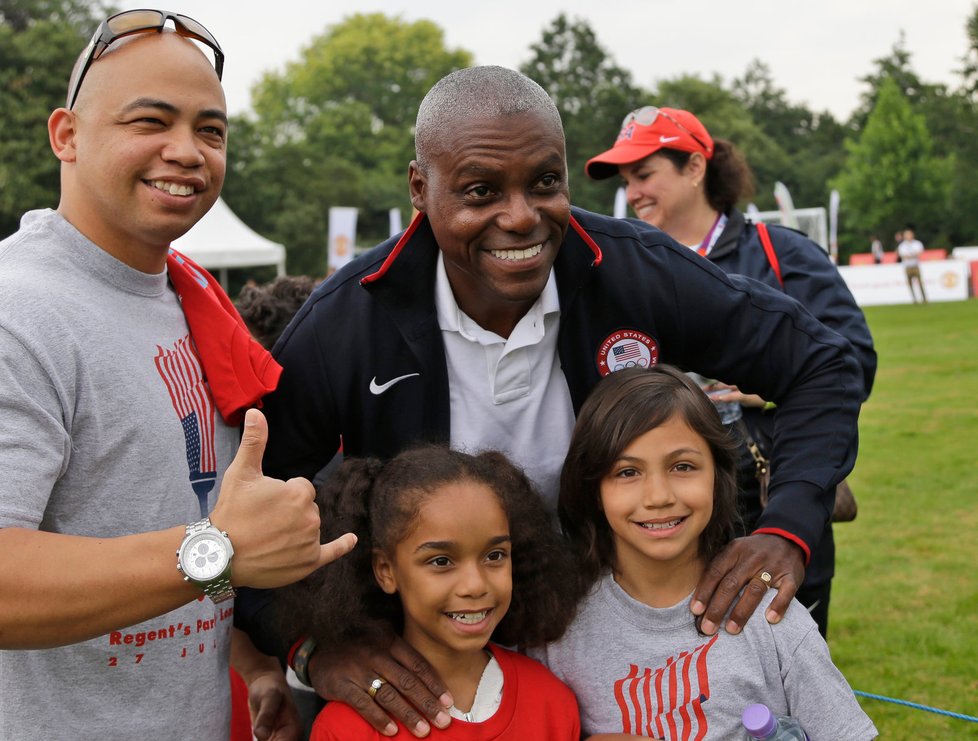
[829,300,978,739]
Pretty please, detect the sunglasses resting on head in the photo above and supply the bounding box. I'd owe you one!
[585,105,715,179]
[67,8,224,110]
[617,106,711,152]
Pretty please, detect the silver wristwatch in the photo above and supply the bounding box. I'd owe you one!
[176,517,235,603]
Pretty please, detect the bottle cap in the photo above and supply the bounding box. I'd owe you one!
[742,703,777,737]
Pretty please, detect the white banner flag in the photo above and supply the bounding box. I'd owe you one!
[389,207,403,238]
[327,207,358,274]
[614,187,628,218]
[828,190,840,264]
[773,182,799,230]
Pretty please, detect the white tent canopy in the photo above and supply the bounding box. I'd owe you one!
[171,198,286,286]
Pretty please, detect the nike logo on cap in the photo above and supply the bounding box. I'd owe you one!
[369,373,420,395]
[659,135,681,143]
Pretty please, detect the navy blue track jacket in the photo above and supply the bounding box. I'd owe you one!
[240,207,865,653]
[264,206,863,555]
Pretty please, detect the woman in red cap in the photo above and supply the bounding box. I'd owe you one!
[585,106,878,638]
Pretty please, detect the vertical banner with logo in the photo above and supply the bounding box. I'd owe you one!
[327,207,358,274]
[389,207,403,238]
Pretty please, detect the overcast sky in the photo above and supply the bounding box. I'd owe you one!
[119,0,976,120]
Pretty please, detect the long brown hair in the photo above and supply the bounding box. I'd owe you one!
[558,365,740,590]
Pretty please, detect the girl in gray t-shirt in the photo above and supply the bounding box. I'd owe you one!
[534,365,877,740]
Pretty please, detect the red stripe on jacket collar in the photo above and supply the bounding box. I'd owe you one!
[360,212,603,286]
[360,211,426,285]
[570,215,603,266]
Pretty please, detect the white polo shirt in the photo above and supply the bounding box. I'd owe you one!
[435,254,575,508]
[897,238,924,268]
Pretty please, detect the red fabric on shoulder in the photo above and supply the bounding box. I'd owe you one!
[166,249,282,425]
[229,668,252,741]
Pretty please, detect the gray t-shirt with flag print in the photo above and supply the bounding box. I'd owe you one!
[530,572,877,740]
[0,210,239,740]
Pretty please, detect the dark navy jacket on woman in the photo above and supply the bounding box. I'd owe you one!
[710,208,876,588]
[710,208,875,397]
[239,207,864,650]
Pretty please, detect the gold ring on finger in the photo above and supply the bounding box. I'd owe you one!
[367,677,387,699]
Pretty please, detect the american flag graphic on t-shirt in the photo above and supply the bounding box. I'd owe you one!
[155,335,217,517]
[613,633,719,739]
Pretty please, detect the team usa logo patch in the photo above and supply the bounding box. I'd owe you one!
[596,330,660,377]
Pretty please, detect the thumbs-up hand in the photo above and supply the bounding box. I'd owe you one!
[209,409,356,589]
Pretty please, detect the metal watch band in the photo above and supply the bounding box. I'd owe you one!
[200,574,235,604]
[183,518,235,604]
[185,517,214,536]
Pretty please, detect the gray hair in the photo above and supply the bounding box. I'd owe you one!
[415,66,563,169]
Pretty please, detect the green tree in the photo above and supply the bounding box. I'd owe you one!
[943,5,978,246]
[520,14,645,214]
[959,2,978,97]
[732,60,846,211]
[941,96,978,247]
[223,117,366,277]
[226,14,472,275]
[850,33,948,131]
[846,27,978,248]
[652,73,785,211]
[831,78,953,258]
[0,0,106,238]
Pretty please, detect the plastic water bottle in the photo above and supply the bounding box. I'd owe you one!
[742,703,809,740]
[686,372,742,425]
[706,387,743,425]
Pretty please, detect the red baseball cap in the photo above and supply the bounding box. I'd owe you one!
[585,106,714,180]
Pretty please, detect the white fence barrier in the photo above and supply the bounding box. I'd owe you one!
[838,261,970,306]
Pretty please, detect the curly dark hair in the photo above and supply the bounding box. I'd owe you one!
[658,139,755,214]
[558,365,740,592]
[235,275,317,350]
[278,446,582,650]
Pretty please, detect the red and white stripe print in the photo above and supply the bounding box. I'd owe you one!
[154,335,216,474]
[613,633,719,740]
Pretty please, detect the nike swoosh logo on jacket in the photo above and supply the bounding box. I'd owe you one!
[369,373,420,395]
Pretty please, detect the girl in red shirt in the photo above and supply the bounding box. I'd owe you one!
[280,446,582,740]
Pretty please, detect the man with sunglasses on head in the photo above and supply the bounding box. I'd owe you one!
[244,66,866,738]
[0,11,354,740]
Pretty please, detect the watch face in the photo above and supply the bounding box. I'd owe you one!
[181,532,230,580]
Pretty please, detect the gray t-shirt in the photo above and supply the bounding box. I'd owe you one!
[531,572,877,740]
[0,210,239,740]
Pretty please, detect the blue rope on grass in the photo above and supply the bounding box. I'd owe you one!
[854,690,978,723]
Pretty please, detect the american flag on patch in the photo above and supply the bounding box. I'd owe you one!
[155,335,217,516]
[612,633,718,740]
[612,341,643,362]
